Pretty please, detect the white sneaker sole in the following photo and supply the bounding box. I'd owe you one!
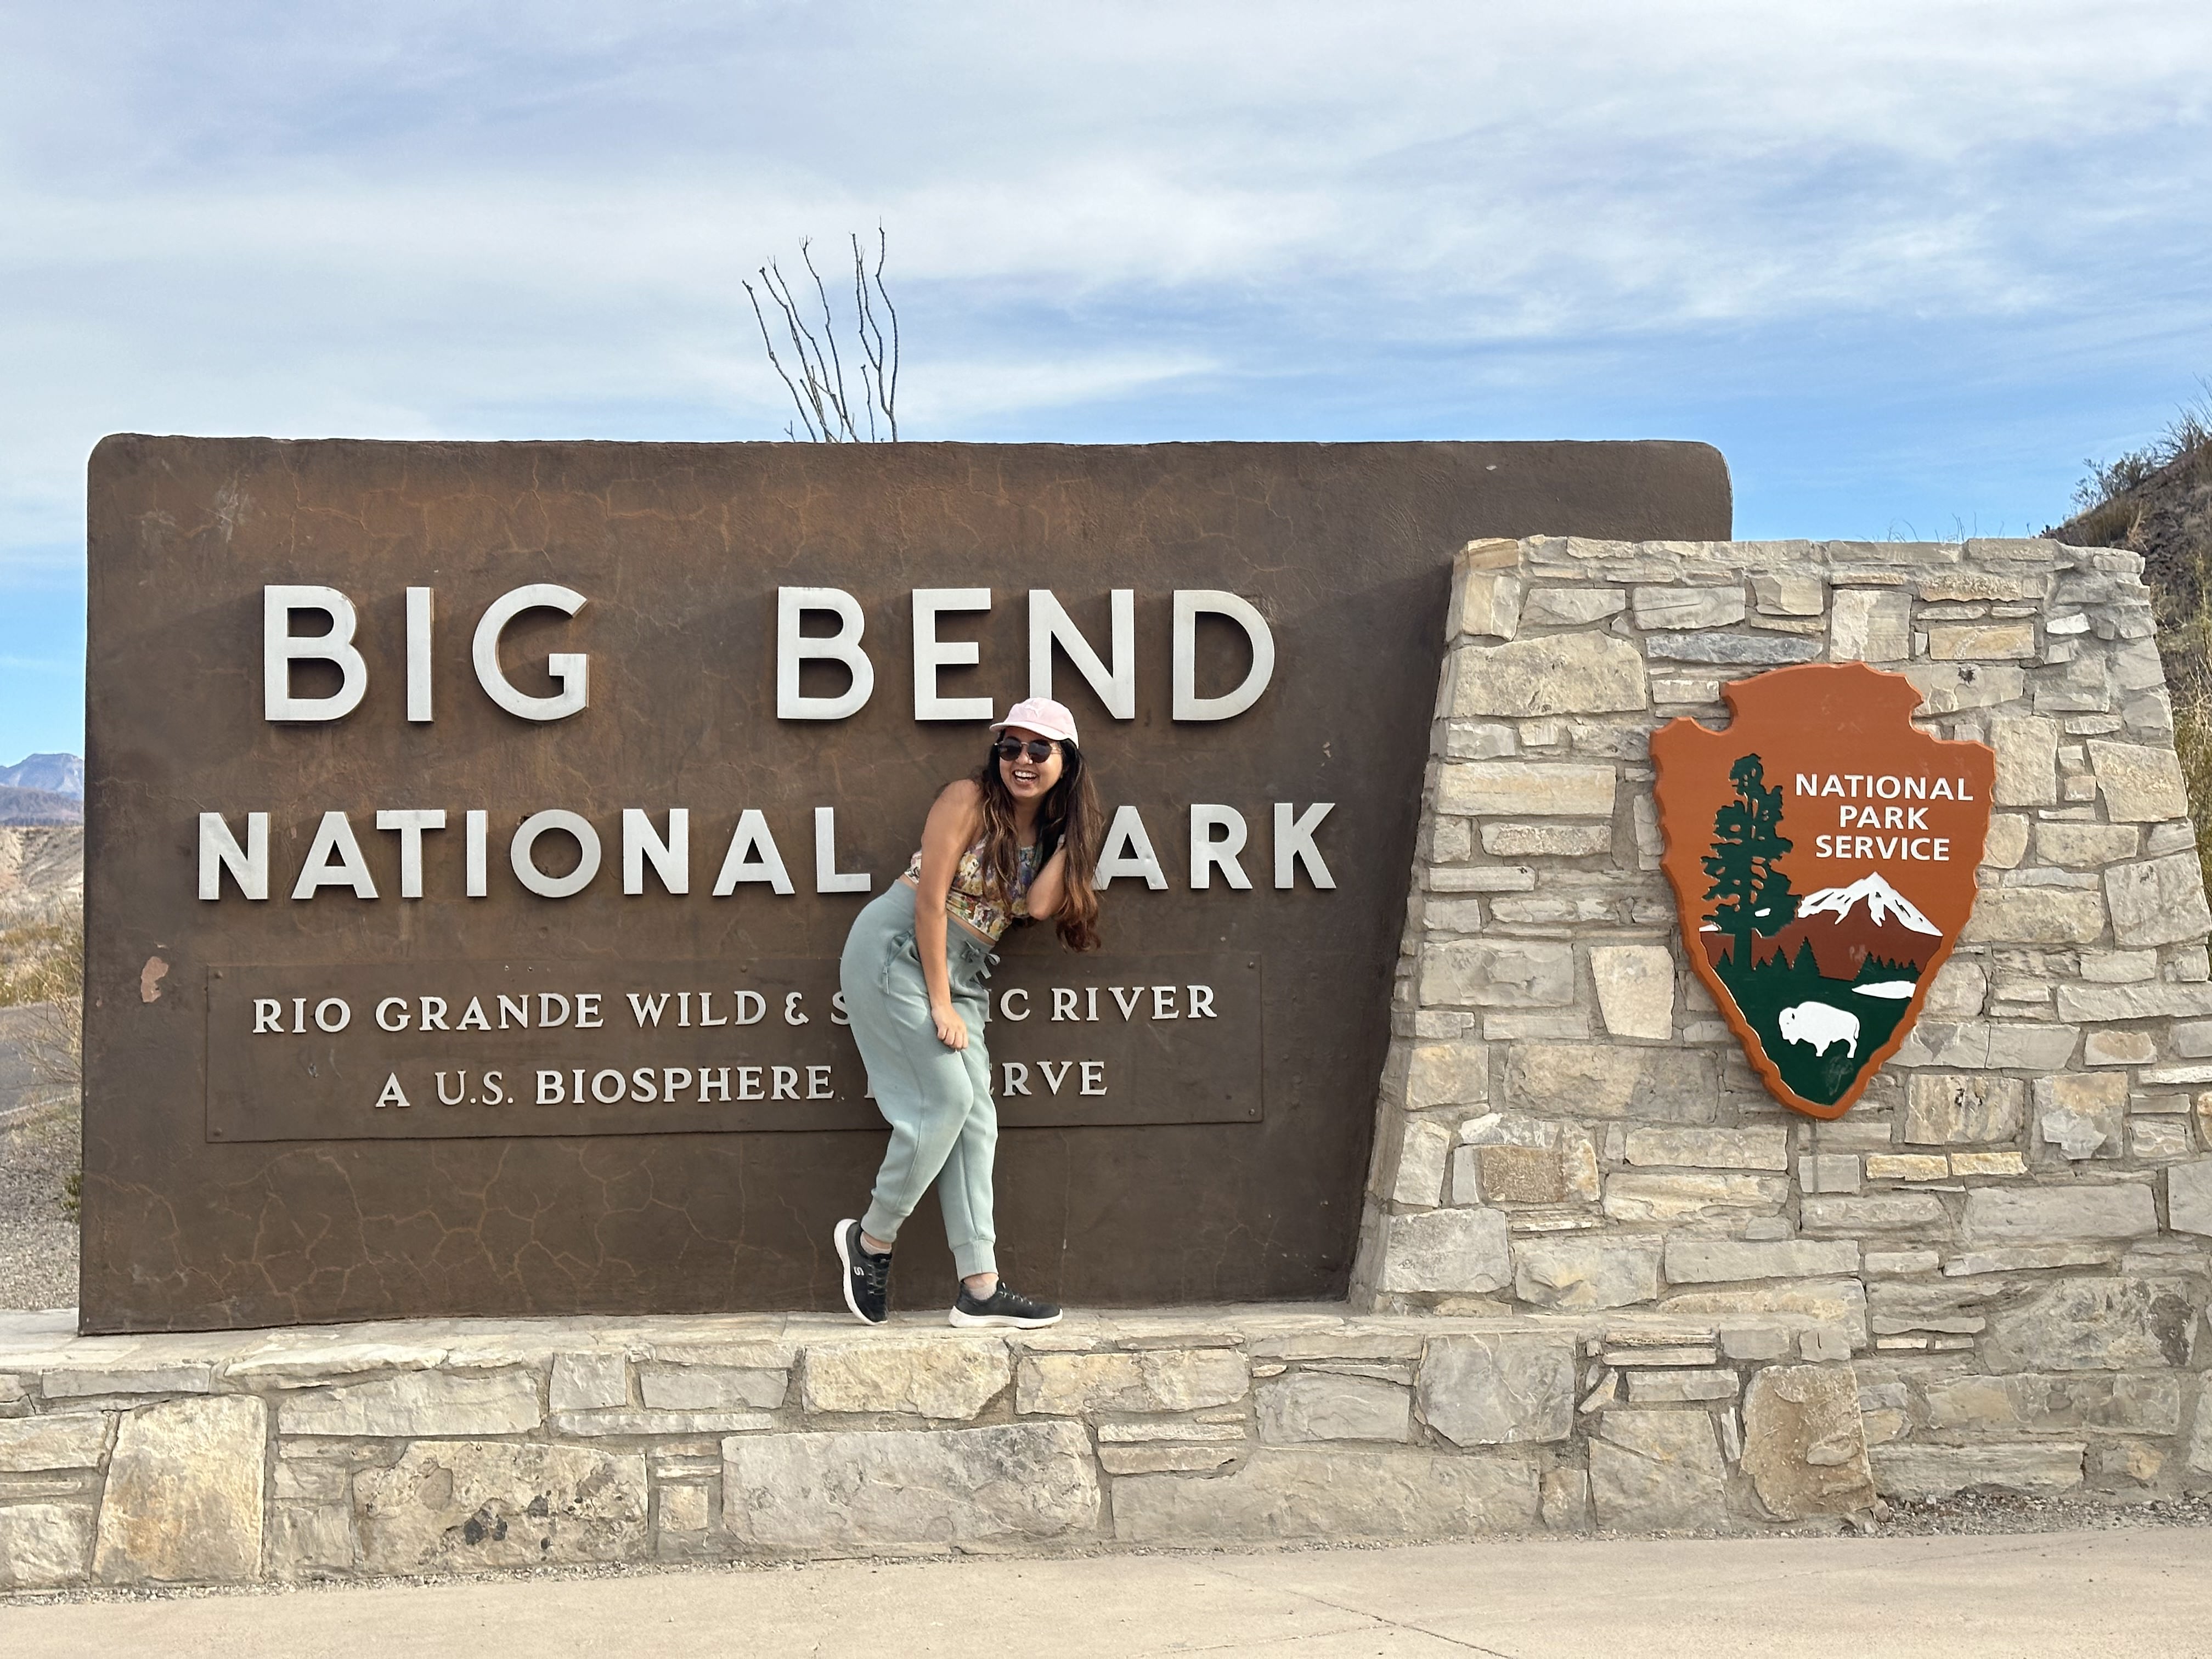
[833,1220,884,1325]
[948,1305,1062,1330]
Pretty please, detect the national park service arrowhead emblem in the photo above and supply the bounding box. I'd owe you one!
[1650,662,1996,1120]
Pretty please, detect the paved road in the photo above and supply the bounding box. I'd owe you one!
[3,1528,2204,1656]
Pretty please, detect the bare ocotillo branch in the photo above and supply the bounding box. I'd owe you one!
[745,230,900,441]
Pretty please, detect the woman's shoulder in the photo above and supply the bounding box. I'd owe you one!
[934,777,985,811]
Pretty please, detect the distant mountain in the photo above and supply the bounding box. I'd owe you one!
[0,786,81,827]
[0,754,82,799]
[1702,870,1942,980]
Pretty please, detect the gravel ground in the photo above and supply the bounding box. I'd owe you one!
[0,1107,76,1309]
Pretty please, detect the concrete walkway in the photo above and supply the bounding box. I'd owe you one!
[3,1527,2205,1656]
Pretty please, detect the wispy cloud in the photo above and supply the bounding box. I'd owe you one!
[0,0,2208,560]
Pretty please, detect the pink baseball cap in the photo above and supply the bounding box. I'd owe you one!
[991,696,1080,747]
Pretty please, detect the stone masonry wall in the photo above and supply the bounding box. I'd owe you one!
[1353,533,2212,1509]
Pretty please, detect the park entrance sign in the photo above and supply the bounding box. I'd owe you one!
[81,436,1729,1332]
[1651,663,1995,1120]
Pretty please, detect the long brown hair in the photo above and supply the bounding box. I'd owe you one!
[972,739,1104,951]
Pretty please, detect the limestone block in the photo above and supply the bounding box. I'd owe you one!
[1449,633,1647,718]
[1663,1239,1859,1284]
[2034,822,2141,866]
[93,1395,266,1585]
[2169,1160,2212,1237]
[1922,1372,2183,1435]
[1982,1276,2196,1373]
[1741,1365,1877,1520]
[279,1369,544,1437]
[1419,940,1575,1008]
[1870,1443,2083,1500]
[1098,1445,1238,1475]
[1798,1154,1862,1194]
[1959,888,2105,946]
[1542,1466,1592,1530]
[1375,1208,1511,1295]
[273,1458,347,1502]
[1481,821,1613,856]
[43,1364,215,1398]
[1961,1184,2155,1247]
[1389,1117,1455,1207]
[659,1486,712,1532]
[1111,1447,1537,1544]
[1472,1144,1567,1204]
[1895,1020,2080,1070]
[1590,946,1675,1040]
[1989,716,2058,806]
[2087,740,2191,821]
[1633,585,1745,630]
[2131,1118,2194,1160]
[1645,633,1819,666]
[800,1338,1011,1420]
[1503,1046,1717,1122]
[549,1351,628,1412]
[1801,1194,1948,1235]
[1831,589,1911,663]
[1521,587,1626,627]
[269,1502,354,1579]
[724,1422,1097,1549]
[1752,573,1825,616]
[1588,1410,1726,1531]
[1926,622,2035,661]
[1015,1348,1248,1415]
[0,1412,108,1472]
[1404,1041,1488,1108]
[1628,1369,1738,1403]
[2032,1073,2127,1159]
[1417,1334,1575,1445]
[1901,662,2025,713]
[0,1503,93,1590]
[1255,1372,1413,1443]
[1512,1235,1663,1310]
[1902,1074,2024,1145]
[1452,569,1522,641]
[1437,760,1616,818]
[356,1441,647,1573]
[2106,853,2212,949]
[1979,817,2028,870]
[551,1410,772,1436]
[2059,981,2212,1022]
[1623,1126,1789,1170]
[1602,1172,1788,1223]
[638,1364,787,1411]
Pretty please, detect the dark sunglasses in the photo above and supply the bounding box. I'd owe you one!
[992,738,1060,763]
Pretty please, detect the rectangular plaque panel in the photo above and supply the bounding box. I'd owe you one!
[82,437,1729,1330]
[205,953,1261,1139]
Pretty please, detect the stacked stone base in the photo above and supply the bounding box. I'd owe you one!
[0,1299,2193,1590]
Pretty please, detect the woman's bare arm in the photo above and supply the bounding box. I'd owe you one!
[1023,844,1071,920]
[913,780,983,1049]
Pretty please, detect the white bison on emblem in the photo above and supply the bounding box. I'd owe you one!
[1779,1001,1859,1059]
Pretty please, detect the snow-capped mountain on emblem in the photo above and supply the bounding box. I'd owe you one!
[1798,872,1939,935]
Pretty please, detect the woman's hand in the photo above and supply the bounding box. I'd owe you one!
[931,999,969,1051]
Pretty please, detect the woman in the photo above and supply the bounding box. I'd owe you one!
[833,696,1104,1328]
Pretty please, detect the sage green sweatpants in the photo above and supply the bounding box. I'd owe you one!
[839,881,998,1278]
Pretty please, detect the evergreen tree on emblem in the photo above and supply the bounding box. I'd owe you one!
[1703,753,1798,964]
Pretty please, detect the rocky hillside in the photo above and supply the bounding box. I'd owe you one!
[0,827,82,916]
[2052,425,2212,888]
[0,786,81,826]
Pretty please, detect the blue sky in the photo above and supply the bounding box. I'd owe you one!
[4,0,2211,763]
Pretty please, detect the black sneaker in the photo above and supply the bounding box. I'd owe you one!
[949,1282,1062,1329]
[834,1219,890,1325]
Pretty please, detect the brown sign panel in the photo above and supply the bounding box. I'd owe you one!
[83,437,1728,1332]
[1651,663,1995,1120]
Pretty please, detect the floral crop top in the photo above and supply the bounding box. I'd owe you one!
[901,839,1042,943]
